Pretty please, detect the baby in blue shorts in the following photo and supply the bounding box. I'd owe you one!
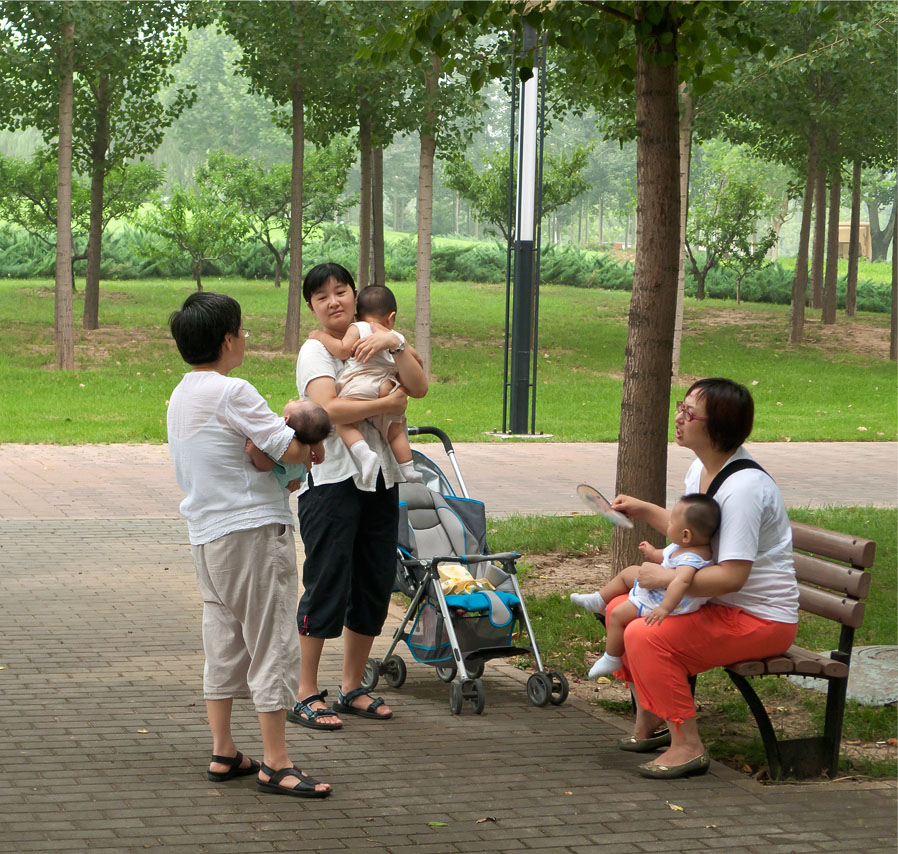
[570,493,720,680]
[246,400,331,489]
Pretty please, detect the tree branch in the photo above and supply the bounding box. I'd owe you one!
[578,1,635,24]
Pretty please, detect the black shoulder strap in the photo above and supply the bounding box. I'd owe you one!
[705,459,770,499]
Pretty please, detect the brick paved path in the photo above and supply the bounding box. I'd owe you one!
[0,445,895,852]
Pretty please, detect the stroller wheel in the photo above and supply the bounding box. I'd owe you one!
[547,670,570,705]
[383,655,407,689]
[466,659,485,679]
[466,678,486,715]
[448,680,464,715]
[526,672,552,707]
[435,665,457,683]
[361,657,380,691]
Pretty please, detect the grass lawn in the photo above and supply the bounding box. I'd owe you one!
[1,276,895,444]
[487,506,897,778]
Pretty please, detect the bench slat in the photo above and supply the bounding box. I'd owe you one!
[791,521,876,568]
[726,659,765,676]
[793,552,872,598]
[798,583,866,627]
[784,645,850,678]
[726,646,850,679]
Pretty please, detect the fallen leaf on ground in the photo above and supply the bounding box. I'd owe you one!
[666,802,684,812]
[427,821,448,827]
[476,816,498,823]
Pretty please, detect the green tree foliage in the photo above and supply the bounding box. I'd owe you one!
[444,144,591,242]
[138,182,248,291]
[0,153,161,258]
[685,142,779,300]
[195,144,357,288]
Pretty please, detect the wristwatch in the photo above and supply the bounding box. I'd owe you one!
[389,332,406,354]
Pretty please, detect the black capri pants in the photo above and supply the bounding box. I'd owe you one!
[296,473,399,639]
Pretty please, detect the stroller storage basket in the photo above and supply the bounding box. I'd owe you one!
[408,600,517,665]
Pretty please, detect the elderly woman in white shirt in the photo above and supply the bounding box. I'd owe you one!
[167,291,331,798]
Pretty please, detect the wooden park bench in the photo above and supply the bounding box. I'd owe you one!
[723,521,876,780]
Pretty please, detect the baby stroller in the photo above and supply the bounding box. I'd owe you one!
[362,426,569,715]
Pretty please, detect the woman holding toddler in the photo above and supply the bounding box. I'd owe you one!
[606,378,798,779]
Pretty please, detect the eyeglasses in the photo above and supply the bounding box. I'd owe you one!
[676,401,707,423]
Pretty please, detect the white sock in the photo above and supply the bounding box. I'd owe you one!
[588,653,623,680]
[349,440,380,489]
[398,460,423,483]
[570,591,607,615]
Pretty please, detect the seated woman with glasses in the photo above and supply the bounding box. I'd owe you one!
[605,378,798,779]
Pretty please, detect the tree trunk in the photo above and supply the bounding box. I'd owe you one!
[454,191,460,233]
[810,150,826,309]
[282,70,304,353]
[614,4,680,568]
[868,194,896,261]
[394,188,400,232]
[790,125,817,344]
[193,260,203,291]
[273,248,285,288]
[415,55,439,378]
[845,158,862,316]
[83,75,110,331]
[889,186,898,362]
[598,197,604,245]
[671,82,694,380]
[357,99,371,289]
[694,266,706,300]
[822,150,840,326]
[584,202,590,245]
[55,13,75,371]
[372,144,385,287]
[357,114,373,288]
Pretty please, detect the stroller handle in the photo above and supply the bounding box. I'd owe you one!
[407,426,454,453]
[407,426,470,498]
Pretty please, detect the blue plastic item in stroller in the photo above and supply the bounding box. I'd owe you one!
[362,427,570,715]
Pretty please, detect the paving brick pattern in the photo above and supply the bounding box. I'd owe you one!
[2,514,896,853]
[0,444,895,852]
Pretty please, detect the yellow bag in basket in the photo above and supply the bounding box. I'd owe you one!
[438,563,495,595]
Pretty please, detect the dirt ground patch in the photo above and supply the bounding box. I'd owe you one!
[521,550,898,782]
[684,308,891,361]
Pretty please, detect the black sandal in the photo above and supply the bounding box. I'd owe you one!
[256,763,332,798]
[206,751,261,782]
[287,690,343,730]
[333,686,393,720]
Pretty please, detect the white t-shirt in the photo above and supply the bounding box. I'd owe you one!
[684,446,799,623]
[167,371,296,545]
[295,338,401,493]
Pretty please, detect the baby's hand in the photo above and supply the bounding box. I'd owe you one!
[638,540,652,556]
[244,439,254,454]
[309,441,325,465]
[308,329,325,342]
[644,606,669,626]
[286,478,303,492]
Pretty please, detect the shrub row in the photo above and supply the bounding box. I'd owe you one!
[0,223,887,313]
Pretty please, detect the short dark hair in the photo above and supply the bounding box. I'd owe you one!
[679,493,721,541]
[168,292,241,365]
[687,377,754,452]
[356,284,397,319]
[285,401,332,445]
[302,262,356,304]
